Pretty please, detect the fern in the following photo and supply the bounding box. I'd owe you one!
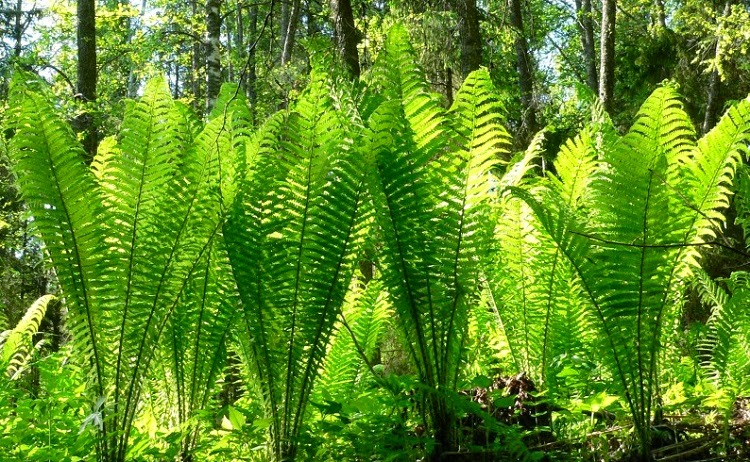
[514,86,750,457]
[693,270,750,453]
[164,85,252,458]
[734,164,750,248]
[0,294,55,379]
[314,279,391,404]
[8,74,108,399]
[225,68,367,461]
[7,75,239,462]
[696,271,750,398]
[365,26,509,458]
[487,128,598,388]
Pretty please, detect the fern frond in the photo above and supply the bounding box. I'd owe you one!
[487,121,599,387]
[7,75,109,401]
[314,280,391,403]
[680,97,750,267]
[226,69,367,461]
[698,271,750,406]
[367,48,508,457]
[735,165,750,248]
[8,75,240,461]
[0,294,55,379]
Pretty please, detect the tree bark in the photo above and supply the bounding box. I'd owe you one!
[329,0,361,78]
[654,0,667,29]
[76,0,97,161]
[575,0,598,93]
[13,0,22,57]
[599,0,616,114]
[236,2,245,89]
[454,0,482,77]
[508,0,536,142]
[280,0,289,50]
[281,0,301,65]
[205,0,222,111]
[702,0,733,134]
[248,4,258,123]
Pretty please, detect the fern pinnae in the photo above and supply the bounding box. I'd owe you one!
[7,78,113,455]
[225,113,287,455]
[115,82,245,457]
[679,98,750,268]
[286,74,369,448]
[119,217,224,456]
[120,97,248,450]
[441,69,507,383]
[366,100,432,383]
[0,294,56,378]
[112,86,201,455]
[111,78,178,433]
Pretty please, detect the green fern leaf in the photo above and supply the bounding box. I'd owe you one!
[697,271,750,409]
[7,74,109,400]
[0,295,56,379]
[314,280,391,403]
[226,69,367,461]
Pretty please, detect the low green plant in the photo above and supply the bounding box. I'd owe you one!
[516,86,750,459]
[0,294,56,379]
[0,347,94,461]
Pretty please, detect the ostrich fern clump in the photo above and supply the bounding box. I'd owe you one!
[516,86,750,459]
[7,75,245,462]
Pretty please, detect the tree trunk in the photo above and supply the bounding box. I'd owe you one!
[13,0,22,57]
[280,0,290,50]
[329,0,361,78]
[454,0,482,78]
[205,0,222,111]
[76,0,97,161]
[445,66,453,106]
[508,0,536,142]
[575,0,598,93]
[248,4,258,123]
[702,0,733,134]
[237,2,246,92]
[599,0,616,114]
[281,0,301,65]
[654,0,667,29]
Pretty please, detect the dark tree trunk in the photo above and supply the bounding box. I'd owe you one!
[454,0,482,77]
[445,66,453,106]
[508,0,536,142]
[236,2,245,91]
[599,0,616,114]
[205,0,222,111]
[76,0,97,161]
[248,4,258,123]
[702,0,733,134]
[329,0,361,78]
[281,0,301,65]
[575,0,598,93]
[13,0,22,57]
